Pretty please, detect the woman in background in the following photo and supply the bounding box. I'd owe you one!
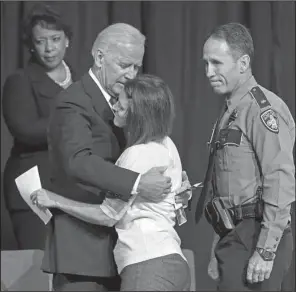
[31,74,191,291]
[2,3,76,249]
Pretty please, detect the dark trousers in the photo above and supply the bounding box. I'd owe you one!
[120,253,191,291]
[10,210,46,250]
[52,273,121,291]
[215,218,293,291]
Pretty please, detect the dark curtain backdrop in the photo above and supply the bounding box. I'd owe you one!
[1,1,295,290]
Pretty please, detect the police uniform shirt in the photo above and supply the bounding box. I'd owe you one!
[212,75,295,253]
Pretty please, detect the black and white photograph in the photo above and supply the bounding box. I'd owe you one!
[1,1,295,291]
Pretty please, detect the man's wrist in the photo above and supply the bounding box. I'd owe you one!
[255,247,276,261]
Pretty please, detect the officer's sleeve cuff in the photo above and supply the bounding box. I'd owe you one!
[131,174,141,195]
[256,224,286,253]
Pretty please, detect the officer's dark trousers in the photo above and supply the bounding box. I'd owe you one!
[215,218,293,291]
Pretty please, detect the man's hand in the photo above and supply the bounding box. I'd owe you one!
[246,250,274,284]
[208,256,219,281]
[137,166,172,202]
[175,171,192,209]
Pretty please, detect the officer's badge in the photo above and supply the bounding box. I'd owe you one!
[227,109,238,127]
[260,109,279,133]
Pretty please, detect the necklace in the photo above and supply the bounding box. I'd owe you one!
[54,61,72,87]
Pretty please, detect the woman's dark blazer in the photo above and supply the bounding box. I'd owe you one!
[2,58,78,211]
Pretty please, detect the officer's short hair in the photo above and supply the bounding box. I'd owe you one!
[208,22,254,65]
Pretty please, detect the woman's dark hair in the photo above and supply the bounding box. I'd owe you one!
[124,74,175,147]
[22,3,73,49]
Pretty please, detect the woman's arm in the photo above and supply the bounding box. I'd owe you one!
[31,189,119,227]
[32,145,164,225]
[31,148,144,226]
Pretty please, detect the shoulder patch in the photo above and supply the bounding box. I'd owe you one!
[249,86,271,109]
[260,109,279,133]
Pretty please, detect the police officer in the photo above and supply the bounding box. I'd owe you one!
[199,22,295,291]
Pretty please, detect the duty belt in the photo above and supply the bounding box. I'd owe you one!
[228,201,263,225]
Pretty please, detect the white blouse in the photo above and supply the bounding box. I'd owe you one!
[106,136,187,273]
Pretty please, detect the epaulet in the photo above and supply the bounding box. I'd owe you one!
[249,86,271,110]
[249,86,279,134]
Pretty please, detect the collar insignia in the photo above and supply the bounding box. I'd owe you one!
[227,109,238,127]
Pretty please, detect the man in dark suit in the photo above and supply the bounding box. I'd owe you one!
[43,23,176,291]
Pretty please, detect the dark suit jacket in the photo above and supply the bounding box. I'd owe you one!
[42,72,138,277]
[2,59,78,211]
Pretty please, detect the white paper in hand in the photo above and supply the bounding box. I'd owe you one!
[15,166,52,224]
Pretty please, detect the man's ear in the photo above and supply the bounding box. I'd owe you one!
[94,49,104,68]
[239,54,250,73]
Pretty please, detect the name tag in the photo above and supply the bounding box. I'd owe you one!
[217,129,242,149]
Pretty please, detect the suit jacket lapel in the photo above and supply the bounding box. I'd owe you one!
[81,73,114,122]
[25,59,79,99]
[81,73,127,151]
[26,61,62,99]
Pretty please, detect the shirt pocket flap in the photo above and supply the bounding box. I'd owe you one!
[219,129,242,147]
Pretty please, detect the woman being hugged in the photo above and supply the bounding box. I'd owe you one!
[31,74,191,291]
[2,3,76,249]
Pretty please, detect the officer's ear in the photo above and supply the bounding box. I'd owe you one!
[239,54,250,73]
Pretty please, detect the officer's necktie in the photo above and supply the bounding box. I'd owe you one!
[195,103,227,224]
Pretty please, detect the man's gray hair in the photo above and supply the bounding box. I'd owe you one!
[91,23,145,57]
